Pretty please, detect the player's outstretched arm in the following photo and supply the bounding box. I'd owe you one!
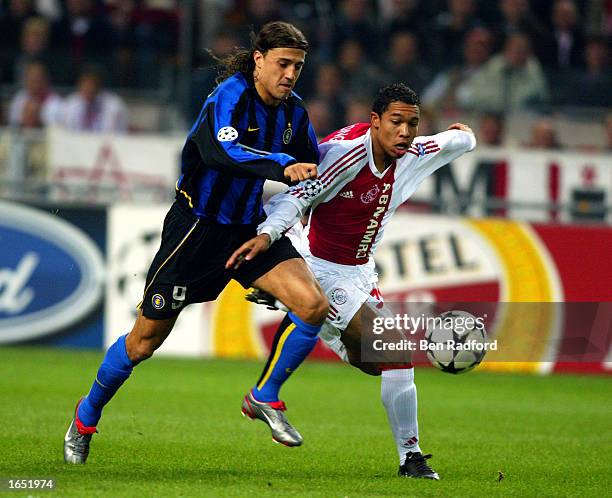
[225,234,271,270]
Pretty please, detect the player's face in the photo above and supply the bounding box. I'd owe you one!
[253,48,306,105]
[371,102,420,160]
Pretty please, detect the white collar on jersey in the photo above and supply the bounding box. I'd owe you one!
[365,128,395,179]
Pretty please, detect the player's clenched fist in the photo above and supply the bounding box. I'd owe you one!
[225,234,272,270]
[284,163,318,183]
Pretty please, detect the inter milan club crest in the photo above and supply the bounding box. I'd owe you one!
[152,294,165,309]
[283,124,292,144]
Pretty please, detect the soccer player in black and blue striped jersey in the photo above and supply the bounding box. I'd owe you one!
[64,22,329,463]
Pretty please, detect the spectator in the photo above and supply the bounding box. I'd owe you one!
[333,0,379,57]
[493,0,547,51]
[559,36,612,107]
[457,32,549,113]
[0,0,39,51]
[477,112,506,146]
[188,30,241,124]
[422,27,493,112]
[245,0,284,29]
[51,0,117,81]
[106,0,180,88]
[61,67,128,133]
[541,0,585,70]
[310,63,346,130]
[527,118,562,149]
[12,16,54,83]
[8,61,62,128]
[429,0,483,68]
[305,98,334,139]
[378,0,426,36]
[585,0,612,35]
[383,31,432,94]
[345,98,371,124]
[0,0,40,82]
[337,38,382,100]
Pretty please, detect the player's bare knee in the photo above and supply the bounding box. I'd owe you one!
[130,342,156,363]
[126,318,172,363]
[294,291,328,325]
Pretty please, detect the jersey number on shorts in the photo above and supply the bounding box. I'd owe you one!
[172,285,187,309]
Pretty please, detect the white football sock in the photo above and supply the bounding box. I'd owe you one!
[381,368,421,465]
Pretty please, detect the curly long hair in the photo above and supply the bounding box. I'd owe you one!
[214,21,309,83]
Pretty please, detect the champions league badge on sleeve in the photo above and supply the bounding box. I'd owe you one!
[217,126,238,142]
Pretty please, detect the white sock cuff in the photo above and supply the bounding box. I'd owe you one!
[381,367,414,383]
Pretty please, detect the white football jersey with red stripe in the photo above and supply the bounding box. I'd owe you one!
[259,122,476,266]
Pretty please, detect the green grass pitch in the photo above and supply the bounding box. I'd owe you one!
[0,347,610,497]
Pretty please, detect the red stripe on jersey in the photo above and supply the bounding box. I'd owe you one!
[324,151,368,187]
[320,145,366,183]
[291,148,366,199]
[408,145,440,155]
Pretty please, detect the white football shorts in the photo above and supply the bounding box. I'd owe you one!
[285,223,383,362]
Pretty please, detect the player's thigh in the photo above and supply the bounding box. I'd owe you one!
[236,236,328,322]
[251,258,327,321]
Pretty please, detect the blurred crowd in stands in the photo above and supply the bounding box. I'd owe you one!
[0,0,610,150]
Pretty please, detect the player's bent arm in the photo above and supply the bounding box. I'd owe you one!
[257,189,312,244]
[188,96,300,183]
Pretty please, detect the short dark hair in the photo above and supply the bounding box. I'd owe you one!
[372,83,420,116]
[215,21,309,82]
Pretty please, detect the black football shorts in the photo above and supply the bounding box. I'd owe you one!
[139,201,301,319]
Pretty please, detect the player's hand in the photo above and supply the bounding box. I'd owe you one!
[225,234,271,270]
[284,163,318,183]
[447,123,474,134]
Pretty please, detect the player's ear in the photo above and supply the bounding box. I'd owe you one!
[370,112,380,129]
[253,50,264,70]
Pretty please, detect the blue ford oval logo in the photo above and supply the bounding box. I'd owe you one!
[0,201,105,343]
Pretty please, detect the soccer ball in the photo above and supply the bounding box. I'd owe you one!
[425,310,488,374]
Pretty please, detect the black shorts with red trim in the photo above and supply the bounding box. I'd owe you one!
[140,200,301,319]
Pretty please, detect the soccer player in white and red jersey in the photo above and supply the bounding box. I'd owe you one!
[227,83,476,479]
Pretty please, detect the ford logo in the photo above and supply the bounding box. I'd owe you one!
[0,201,104,343]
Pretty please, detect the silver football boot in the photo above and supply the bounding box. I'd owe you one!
[64,397,96,464]
[241,391,303,446]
